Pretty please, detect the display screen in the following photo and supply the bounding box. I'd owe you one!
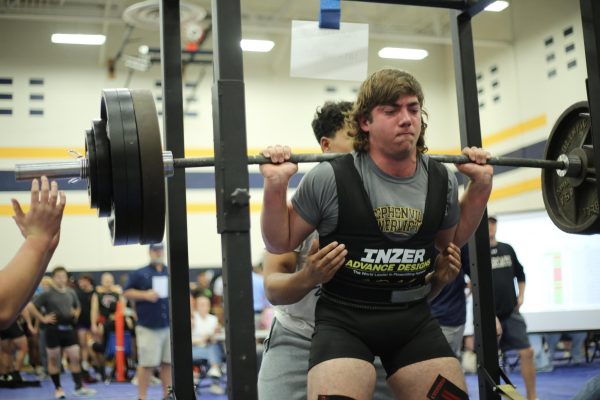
[493,210,600,332]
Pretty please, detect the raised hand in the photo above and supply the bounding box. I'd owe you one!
[11,176,66,249]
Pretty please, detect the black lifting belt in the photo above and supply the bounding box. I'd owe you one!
[323,280,432,309]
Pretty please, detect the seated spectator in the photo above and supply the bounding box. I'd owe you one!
[531,331,588,372]
[190,294,224,395]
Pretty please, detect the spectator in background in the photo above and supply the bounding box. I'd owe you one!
[251,261,271,330]
[29,276,55,379]
[211,274,224,326]
[23,298,44,379]
[194,271,214,299]
[0,177,65,330]
[90,303,136,383]
[0,309,36,387]
[28,266,96,398]
[91,273,124,333]
[75,274,96,380]
[190,294,225,395]
[430,246,470,357]
[90,272,127,382]
[489,216,537,400]
[124,243,171,400]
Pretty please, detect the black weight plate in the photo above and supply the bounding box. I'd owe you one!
[130,90,166,244]
[92,119,113,217]
[542,101,600,234]
[84,127,98,209]
[101,89,130,245]
[116,89,142,245]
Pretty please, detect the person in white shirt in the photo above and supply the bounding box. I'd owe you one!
[190,293,224,395]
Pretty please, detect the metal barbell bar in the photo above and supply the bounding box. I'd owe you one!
[14,150,579,182]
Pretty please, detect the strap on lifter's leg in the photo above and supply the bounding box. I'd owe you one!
[427,374,469,400]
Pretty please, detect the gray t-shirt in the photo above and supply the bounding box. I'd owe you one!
[34,286,80,325]
[291,152,460,241]
[273,230,320,339]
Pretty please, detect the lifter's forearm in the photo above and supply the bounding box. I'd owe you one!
[0,236,53,329]
[426,273,446,301]
[261,179,294,254]
[453,178,493,247]
[123,288,149,301]
[264,270,317,305]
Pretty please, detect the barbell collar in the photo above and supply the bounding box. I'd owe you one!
[163,151,174,178]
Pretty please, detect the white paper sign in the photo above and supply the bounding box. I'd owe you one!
[290,20,369,82]
[152,276,169,299]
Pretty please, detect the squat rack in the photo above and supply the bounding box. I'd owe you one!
[157,1,600,399]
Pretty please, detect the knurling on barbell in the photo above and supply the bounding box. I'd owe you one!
[13,89,599,244]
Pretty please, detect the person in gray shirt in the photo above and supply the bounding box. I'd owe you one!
[260,69,493,399]
[29,266,95,398]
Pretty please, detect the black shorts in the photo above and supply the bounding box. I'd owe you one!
[0,321,25,340]
[45,325,78,349]
[499,311,530,352]
[77,322,91,331]
[309,297,455,377]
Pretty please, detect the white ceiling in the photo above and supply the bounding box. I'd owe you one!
[0,0,514,44]
[0,0,516,72]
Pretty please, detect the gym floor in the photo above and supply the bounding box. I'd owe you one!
[0,360,598,399]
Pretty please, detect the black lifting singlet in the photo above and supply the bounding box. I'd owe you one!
[319,153,448,308]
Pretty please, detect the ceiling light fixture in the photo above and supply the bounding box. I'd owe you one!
[484,1,509,12]
[378,47,428,60]
[240,39,275,52]
[51,34,106,45]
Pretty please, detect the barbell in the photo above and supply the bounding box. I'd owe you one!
[13,89,599,245]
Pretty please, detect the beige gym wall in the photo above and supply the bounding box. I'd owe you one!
[0,0,589,271]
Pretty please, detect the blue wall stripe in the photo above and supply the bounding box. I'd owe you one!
[0,78,13,85]
[29,78,44,85]
[0,141,547,192]
[0,171,304,192]
[30,94,44,101]
[29,109,44,116]
[0,93,12,100]
[0,109,12,115]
